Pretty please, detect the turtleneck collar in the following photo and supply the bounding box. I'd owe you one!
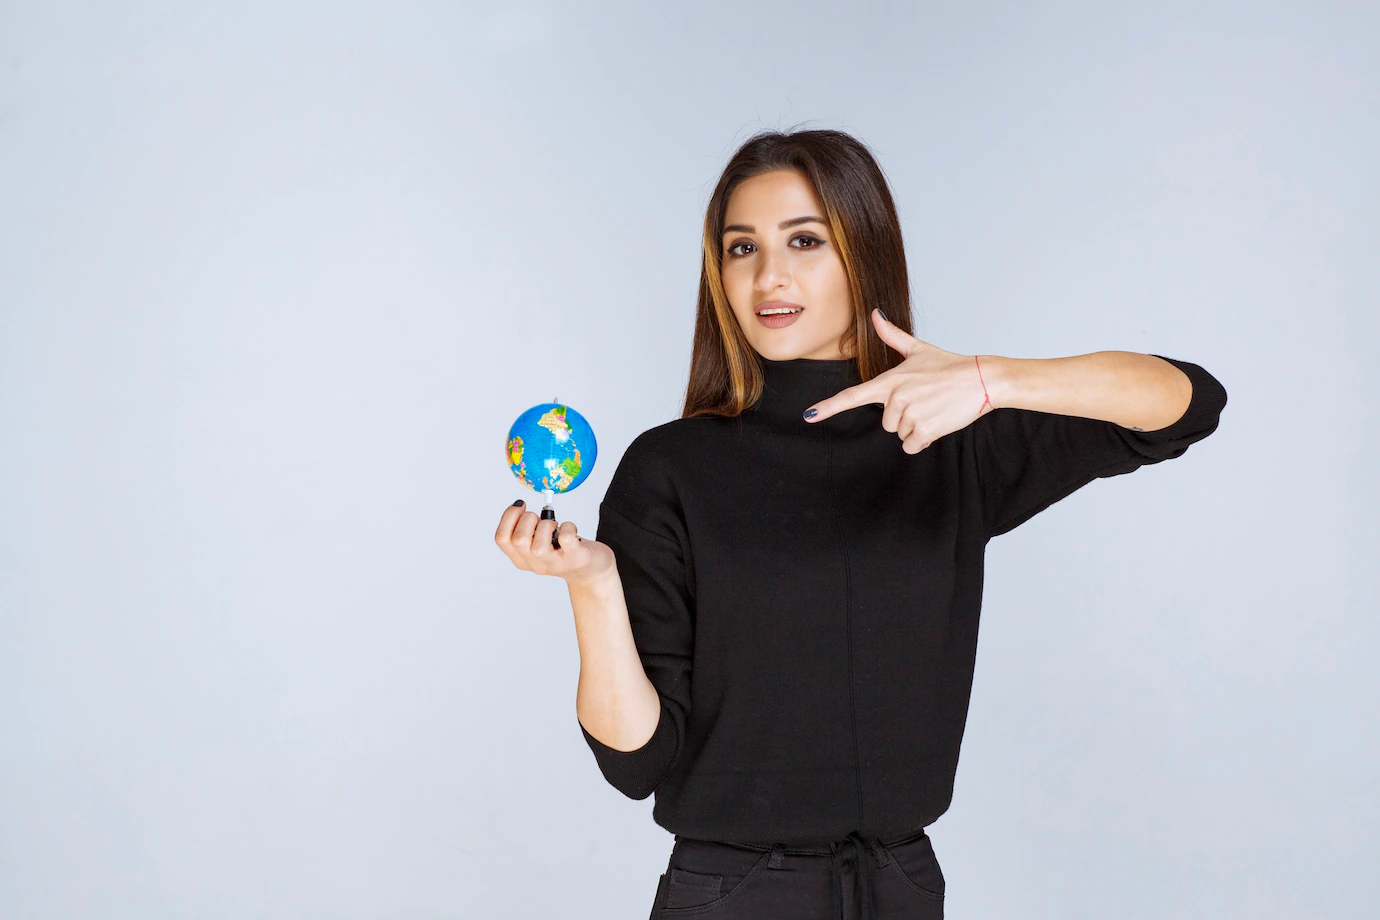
[751,355,877,435]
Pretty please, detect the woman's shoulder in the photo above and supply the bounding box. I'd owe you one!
[606,416,733,507]
[624,414,736,458]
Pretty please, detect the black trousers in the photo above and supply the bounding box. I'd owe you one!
[648,828,945,919]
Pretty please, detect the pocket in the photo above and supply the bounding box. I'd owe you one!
[658,845,774,915]
[664,867,724,909]
[881,832,945,901]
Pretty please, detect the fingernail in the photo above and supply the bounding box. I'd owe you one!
[878,308,889,323]
[803,408,818,420]
[512,499,524,506]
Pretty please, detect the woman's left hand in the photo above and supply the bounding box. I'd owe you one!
[804,308,996,454]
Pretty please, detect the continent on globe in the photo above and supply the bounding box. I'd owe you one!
[505,402,597,495]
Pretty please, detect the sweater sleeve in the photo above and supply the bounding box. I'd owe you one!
[973,354,1228,540]
[577,431,694,801]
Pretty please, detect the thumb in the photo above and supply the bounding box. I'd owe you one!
[872,308,921,359]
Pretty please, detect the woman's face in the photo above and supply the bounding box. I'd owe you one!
[720,169,855,361]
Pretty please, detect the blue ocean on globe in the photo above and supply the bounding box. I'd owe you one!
[505,401,597,494]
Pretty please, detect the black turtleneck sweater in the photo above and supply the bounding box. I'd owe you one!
[578,353,1228,845]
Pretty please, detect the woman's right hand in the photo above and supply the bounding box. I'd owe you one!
[494,500,615,586]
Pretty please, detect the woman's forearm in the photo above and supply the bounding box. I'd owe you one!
[979,351,1193,432]
[569,567,663,752]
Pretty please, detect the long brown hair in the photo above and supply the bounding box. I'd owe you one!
[682,127,915,419]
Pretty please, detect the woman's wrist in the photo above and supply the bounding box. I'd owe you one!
[975,355,1020,411]
[565,561,619,598]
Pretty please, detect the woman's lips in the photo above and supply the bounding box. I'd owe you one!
[756,305,803,328]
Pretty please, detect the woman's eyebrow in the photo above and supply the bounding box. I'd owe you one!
[722,215,826,235]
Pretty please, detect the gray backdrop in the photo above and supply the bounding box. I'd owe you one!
[2,1,1375,917]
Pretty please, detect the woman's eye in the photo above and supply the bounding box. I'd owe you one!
[725,235,824,258]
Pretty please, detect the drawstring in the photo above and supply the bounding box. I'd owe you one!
[723,831,899,919]
[827,831,891,920]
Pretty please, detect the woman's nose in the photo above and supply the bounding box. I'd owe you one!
[755,250,791,287]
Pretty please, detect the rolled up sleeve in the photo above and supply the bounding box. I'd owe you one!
[973,354,1229,540]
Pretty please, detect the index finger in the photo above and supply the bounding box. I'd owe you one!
[803,378,887,423]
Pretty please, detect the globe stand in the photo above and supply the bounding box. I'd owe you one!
[541,392,562,550]
[540,488,560,549]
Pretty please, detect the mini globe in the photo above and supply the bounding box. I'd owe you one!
[505,399,597,496]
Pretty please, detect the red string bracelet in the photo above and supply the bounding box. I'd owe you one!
[974,355,993,419]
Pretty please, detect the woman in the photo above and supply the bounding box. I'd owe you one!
[494,129,1228,919]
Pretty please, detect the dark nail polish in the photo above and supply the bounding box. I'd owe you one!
[512,499,525,506]
[878,308,889,323]
[803,408,818,420]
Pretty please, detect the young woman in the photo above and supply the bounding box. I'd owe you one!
[495,129,1228,919]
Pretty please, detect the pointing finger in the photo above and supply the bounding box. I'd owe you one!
[803,378,887,424]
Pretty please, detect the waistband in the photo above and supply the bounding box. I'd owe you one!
[671,828,931,920]
[715,826,930,855]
